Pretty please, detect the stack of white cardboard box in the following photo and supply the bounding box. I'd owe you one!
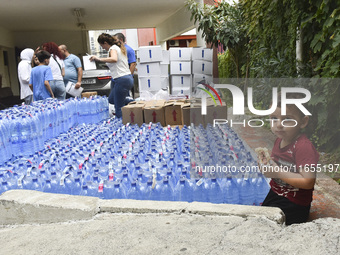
[191,48,213,92]
[169,48,193,97]
[138,46,169,94]
[137,46,213,97]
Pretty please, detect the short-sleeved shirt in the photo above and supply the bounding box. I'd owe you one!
[106,45,131,79]
[125,44,136,66]
[49,54,64,81]
[63,54,82,85]
[270,134,319,206]
[30,65,53,101]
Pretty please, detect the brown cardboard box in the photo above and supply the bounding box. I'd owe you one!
[144,100,165,126]
[122,101,145,126]
[205,103,228,126]
[164,101,185,126]
[181,102,205,126]
[81,91,97,98]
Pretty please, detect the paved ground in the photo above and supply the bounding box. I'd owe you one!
[0,212,339,255]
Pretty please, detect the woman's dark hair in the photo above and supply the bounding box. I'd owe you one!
[42,42,64,59]
[36,50,51,63]
[97,33,127,56]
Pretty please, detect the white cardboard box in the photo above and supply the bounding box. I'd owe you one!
[192,74,213,87]
[171,75,192,88]
[160,64,169,77]
[138,62,161,77]
[171,87,191,96]
[192,60,213,75]
[169,47,192,61]
[170,61,192,75]
[139,76,169,91]
[192,48,213,61]
[161,50,170,64]
[139,46,163,63]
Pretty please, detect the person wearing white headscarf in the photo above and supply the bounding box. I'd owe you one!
[18,48,34,104]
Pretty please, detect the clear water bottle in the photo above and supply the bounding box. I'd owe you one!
[239,173,256,205]
[31,177,43,191]
[192,178,207,202]
[254,173,269,206]
[112,180,127,199]
[127,179,139,200]
[159,176,173,201]
[224,175,240,204]
[174,176,193,202]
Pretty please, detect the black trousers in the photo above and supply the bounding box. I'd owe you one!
[262,189,311,225]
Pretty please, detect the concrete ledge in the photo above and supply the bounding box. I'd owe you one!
[0,190,285,225]
[99,199,285,224]
[0,190,100,225]
[99,199,188,214]
[186,202,285,224]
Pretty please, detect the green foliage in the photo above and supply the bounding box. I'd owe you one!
[301,1,340,77]
[242,0,300,78]
[187,0,340,153]
[218,51,237,78]
[186,0,248,77]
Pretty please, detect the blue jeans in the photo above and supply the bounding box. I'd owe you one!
[108,75,134,118]
[50,80,66,100]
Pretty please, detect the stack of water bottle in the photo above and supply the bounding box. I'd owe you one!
[0,94,269,205]
[0,96,109,163]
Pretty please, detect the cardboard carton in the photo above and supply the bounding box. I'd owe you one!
[192,48,213,61]
[143,100,165,126]
[81,91,97,98]
[164,101,185,125]
[171,75,192,89]
[122,101,145,126]
[192,60,213,75]
[170,61,192,75]
[181,101,204,127]
[139,46,163,63]
[169,48,192,61]
[138,63,161,76]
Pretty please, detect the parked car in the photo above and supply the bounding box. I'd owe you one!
[81,61,111,96]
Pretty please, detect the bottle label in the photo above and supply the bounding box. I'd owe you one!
[38,160,46,169]
[60,174,69,186]
[196,179,203,187]
[109,172,114,181]
[17,175,25,187]
[98,181,104,193]
[152,175,157,189]
[27,167,32,177]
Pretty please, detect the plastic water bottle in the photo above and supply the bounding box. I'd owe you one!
[31,177,42,191]
[254,173,269,206]
[112,180,127,199]
[127,179,139,200]
[192,178,207,202]
[159,176,173,201]
[174,176,192,202]
[239,173,256,205]
[224,175,240,204]
[208,177,224,204]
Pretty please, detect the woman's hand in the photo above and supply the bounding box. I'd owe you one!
[89,56,99,62]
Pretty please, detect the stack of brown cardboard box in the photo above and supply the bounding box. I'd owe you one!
[121,98,227,127]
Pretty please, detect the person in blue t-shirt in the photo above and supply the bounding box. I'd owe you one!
[58,44,83,90]
[114,33,136,98]
[29,50,54,101]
